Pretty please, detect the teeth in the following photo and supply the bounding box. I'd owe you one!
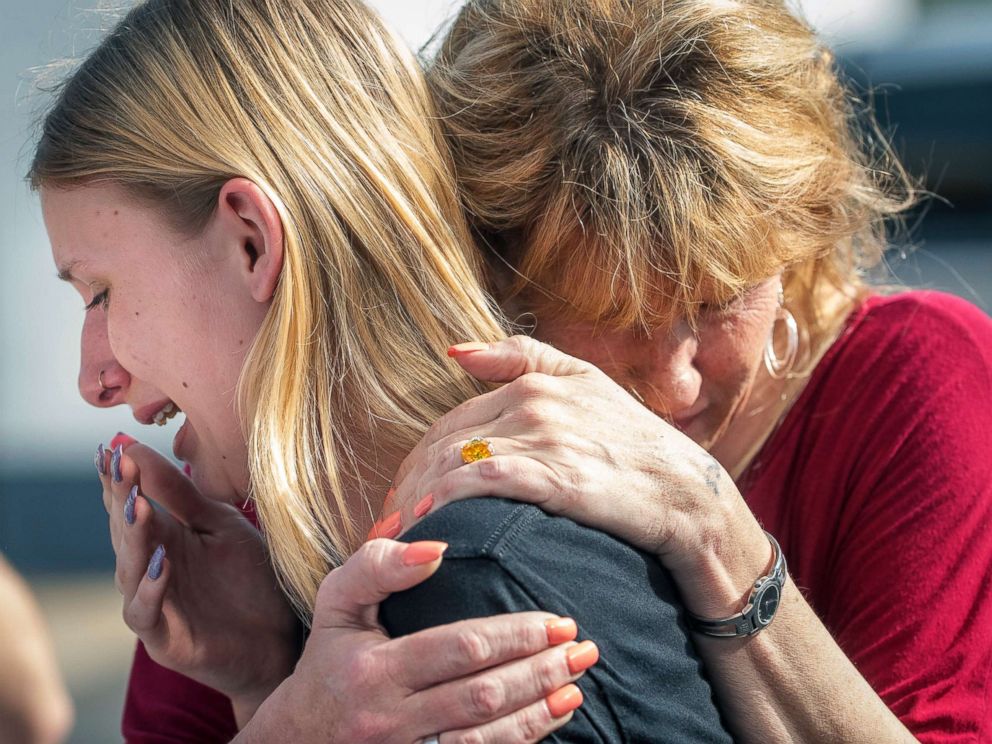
[152,402,181,426]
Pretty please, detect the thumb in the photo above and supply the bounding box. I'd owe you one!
[447,335,588,383]
[313,539,447,630]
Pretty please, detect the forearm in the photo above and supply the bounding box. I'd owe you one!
[674,502,914,743]
[696,580,915,743]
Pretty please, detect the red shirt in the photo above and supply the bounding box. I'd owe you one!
[122,291,992,742]
[742,292,992,742]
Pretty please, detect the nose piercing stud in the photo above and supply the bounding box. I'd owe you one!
[98,370,108,390]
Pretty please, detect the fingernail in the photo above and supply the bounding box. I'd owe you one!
[110,432,137,450]
[546,684,583,718]
[379,511,402,539]
[566,640,600,674]
[545,617,578,645]
[94,443,106,475]
[111,444,124,483]
[402,541,448,566]
[147,545,165,580]
[124,485,138,525]
[414,494,435,518]
[447,341,490,356]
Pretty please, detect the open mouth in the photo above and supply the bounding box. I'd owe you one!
[152,401,182,426]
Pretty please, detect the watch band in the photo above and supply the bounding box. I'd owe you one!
[686,530,786,638]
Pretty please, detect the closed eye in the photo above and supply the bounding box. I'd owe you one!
[85,289,109,311]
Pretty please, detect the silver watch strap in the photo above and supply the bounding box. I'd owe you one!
[685,531,786,638]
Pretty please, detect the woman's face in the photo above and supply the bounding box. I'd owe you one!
[530,277,781,453]
[42,182,280,501]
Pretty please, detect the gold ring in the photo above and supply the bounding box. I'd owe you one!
[461,436,494,464]
[98,370,108,390]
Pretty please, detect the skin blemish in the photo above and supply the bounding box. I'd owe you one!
[134,312,140,317]
[238,339,244,346]
[182,381,189,388]
[113,210,119,216]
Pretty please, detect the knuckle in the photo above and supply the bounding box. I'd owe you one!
[475,456,504,482]
[457,628,495,667]
[515,704,552,742]
[467,676,506,720]
[535,654,564,692]
[450,730,487,744]
[511,372,551,401]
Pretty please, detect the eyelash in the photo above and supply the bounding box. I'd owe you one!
[85,290,109,312]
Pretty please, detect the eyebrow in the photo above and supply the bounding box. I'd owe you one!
[56,261,79,283]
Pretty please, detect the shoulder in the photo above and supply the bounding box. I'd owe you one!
[813,291,992,410]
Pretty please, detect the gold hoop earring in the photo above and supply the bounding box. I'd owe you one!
[98,370,108,391]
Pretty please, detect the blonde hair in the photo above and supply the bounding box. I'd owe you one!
[429,0,915,357]
[31,0,505,619]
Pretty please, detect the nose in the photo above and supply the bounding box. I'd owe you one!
[78,309,129,407]
[637,319,702,417]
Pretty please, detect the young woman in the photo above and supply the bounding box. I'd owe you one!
[32,0,731,741]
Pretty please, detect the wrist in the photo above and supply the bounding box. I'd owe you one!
[665,490,774,619]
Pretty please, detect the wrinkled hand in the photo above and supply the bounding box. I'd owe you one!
[382,336,750,584]
[96,437,301,719]
[238,538,592,743]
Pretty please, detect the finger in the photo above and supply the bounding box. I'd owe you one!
[116,488,158,601]
[413,639,598,732]
[385,612,576,690]
[313,539,448,630]
[124,443,228,530]
[123,544,169,638]
[392,436,522,528]
[448,335,590,383]
[94,442,112,512]
[402,455,561,531]
[108,444,141,553]
[435,684,583,744]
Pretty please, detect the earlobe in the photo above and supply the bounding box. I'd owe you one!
[218,178,285,303]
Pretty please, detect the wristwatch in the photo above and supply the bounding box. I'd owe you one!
[686,531,786,638]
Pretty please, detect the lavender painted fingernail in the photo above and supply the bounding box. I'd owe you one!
[94,443,106,475]
[124,485,138,525]
[148,545,165,581]
[111,444,123,483]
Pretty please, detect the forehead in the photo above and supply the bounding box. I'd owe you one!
[42,184,160,271]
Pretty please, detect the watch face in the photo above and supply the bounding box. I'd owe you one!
[755,583,781,625]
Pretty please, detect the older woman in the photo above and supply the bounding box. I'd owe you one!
[379,0,992,741]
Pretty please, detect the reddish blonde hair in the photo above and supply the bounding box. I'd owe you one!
[429,0,915,355]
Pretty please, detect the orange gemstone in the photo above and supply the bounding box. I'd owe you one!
[461,437,493,463]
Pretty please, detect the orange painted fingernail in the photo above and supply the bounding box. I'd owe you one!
[402,541,448,566]
[546,684,583,718]
[566,641,599,674]
[414,494,435,518]
[379,511,402,539]
[545,617,578,645]
[447,341,490,356]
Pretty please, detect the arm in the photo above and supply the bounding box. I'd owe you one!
[0,555,73,744]
[386,331,991,742]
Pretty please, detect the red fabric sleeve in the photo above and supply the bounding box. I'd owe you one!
[747,292,992,742]
[122,641,237,743]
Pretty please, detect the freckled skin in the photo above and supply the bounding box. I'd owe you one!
[42,184,270,502]
[530,277,781,464]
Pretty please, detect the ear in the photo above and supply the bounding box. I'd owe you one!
[216,178,285,303]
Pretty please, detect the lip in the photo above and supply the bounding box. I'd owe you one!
[172,417,191,460]
[672,401,708,431]
[133,399,176,426]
